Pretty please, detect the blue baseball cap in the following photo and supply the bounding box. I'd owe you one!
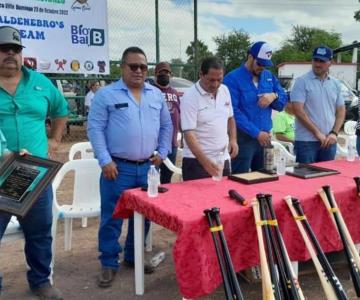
[249,41,273,67]
[312,45,333,62]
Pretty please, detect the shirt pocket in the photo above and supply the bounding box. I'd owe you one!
[197,105,213,124]
[108,103,130,121]
[148,102,161,122]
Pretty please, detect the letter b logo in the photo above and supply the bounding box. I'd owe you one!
[90,29,104,46]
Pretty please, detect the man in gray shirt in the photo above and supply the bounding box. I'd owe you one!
[290,45,345,163]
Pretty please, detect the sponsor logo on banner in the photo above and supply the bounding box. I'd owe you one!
[71,0,91,12]
[71,60,80,72]
[55,59,67,71]
[24,57,37,70]
[39,60,51,71]
[84,60,94,71]
[71,25,105,46]
[97,61,106,73]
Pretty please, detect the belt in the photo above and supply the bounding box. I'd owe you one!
[112,156,150,165]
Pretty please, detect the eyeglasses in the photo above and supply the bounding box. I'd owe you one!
[125,63,148,72]
[0,44,23,54]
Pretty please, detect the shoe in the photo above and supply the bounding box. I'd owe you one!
[123,259,155,274]
[97,267,117,288]
[31,282,63,300]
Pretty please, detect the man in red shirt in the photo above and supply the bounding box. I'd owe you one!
[154,62,181,183]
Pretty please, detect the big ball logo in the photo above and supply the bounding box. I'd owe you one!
[71,25,105,46]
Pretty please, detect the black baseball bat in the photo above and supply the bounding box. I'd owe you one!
[257,194,283,300]
[228,190,248,206]
[354,177,360,197]
[322,185,360,297]
[265,194,303,300]
[291,198,349,300]
[204,208,233,300]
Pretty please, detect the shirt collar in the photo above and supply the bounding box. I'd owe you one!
[310,70,330,81]
[195,80,213,96]
[114,78,153,91]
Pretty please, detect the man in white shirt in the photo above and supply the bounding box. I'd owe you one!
[85,80,100,114]
[180,57,238,180]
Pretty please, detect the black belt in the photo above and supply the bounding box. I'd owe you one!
[112,156,150,165]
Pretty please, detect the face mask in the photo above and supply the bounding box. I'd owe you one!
[156,74,170,86]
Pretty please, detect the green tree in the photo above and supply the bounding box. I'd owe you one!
[214,29,251,73]
[184,40,213,81]
[354,10,360,21]
[170,58,186,78]
[272,25,350,68]
[110,61,122,78]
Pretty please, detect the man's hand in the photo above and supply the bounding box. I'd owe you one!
[48,138,60,159]
[257,93,277,108]
[201,158,221,177]
[150,153,163,166]
[322,133,337,148]
[102,161,118,180]
[228,140,239,158]
[257,131,272,146]
[314,131,327,146]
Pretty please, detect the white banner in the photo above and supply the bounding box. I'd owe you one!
[0,0,109,74]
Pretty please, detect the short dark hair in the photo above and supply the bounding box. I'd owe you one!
[200,57,224,75]
[89,80,99,88]
[121,47,147,64]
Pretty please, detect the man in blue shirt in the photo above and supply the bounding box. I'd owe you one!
[87,47,172,288]
[290,45,345,163]
[223,41,287,173]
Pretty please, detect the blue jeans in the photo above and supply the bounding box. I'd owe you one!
[232,129,264,173]
[0,186,53,290]
[160,147,177,184]
[294,141,337,163]
[357,136,360,156]
[98,159,150,269]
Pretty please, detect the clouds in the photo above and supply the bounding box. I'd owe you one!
[107,0,359,62]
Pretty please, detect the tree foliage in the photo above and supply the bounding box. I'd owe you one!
[214,29,251,73]
[354,10,360,21]
[184,40,213,81]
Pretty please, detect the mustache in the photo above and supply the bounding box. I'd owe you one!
[4,57,18,64]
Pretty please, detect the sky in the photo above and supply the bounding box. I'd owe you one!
[107,0,360,62]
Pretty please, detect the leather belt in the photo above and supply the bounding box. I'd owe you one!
[112,157,149,165]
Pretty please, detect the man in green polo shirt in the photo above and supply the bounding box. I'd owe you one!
[273,102,295,143]
[0,26,68,300]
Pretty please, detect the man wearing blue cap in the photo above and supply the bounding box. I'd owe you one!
[290,45,345,163]
[223,41,287,173]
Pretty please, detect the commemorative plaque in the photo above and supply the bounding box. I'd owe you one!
[0,152,62,217]
[286,164,340,179]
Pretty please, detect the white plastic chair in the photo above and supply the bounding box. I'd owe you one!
[68,141,94,160]
[51,159,101,258]
[337,121,358,158]
[344,120,357,135]
[3,216,23,242]
[271,141,296,165]
[68,141,95,227]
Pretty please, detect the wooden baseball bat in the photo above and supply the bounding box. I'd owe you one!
[290,197,349,300]
[284,196,338,300]
[252,199,276,300]
[320,186,360,297]
[354,177,360,197]
[257,194,283,300]
[265,194,305,300]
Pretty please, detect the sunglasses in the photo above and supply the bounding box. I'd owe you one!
[0,44,23,54]
[125,63,148,72]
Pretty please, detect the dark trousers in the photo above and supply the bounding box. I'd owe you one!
[231,129,264,173]
[294,141,337,163]
[160,147,177,184]
[182,157,230,181]
[0,186,53,290]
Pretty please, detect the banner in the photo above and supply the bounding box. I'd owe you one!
[0,0,109,74]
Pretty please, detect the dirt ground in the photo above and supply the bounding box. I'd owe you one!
[0,126,359,300]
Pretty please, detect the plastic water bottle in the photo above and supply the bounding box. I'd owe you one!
[276,150,287,175]
[347,137,357,162]
[212,152,225,181]
[147,165,159,197]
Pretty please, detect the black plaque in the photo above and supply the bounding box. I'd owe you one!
[286,163,340,179]
[0,152,62,217]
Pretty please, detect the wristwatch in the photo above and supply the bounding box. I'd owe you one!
[329,130,338,137]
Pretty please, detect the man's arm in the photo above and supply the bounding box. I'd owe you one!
[48,116,67,158]
[322,105,346,148]
[227,117,238,158]
[184,130,219,177]
[275,133,293,143]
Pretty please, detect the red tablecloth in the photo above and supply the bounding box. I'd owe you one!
[113,160,360,299]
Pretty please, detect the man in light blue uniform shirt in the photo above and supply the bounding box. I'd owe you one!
[291,45,345,163]
[223,41,287,173]
[87,47,172,288]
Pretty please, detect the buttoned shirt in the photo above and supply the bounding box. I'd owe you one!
[223,64,287,138]
[290,71,344,141]
[87,79,173,167]
[180,81,233,161]
[0,67,68,158]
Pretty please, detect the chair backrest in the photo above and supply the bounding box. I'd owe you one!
[163,157,182,175]
[271,141,296,163]
[344,120,357,135]
[68,141,94,160]
[52,159,101,209]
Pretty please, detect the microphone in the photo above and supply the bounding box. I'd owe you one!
[228,189,247,206]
